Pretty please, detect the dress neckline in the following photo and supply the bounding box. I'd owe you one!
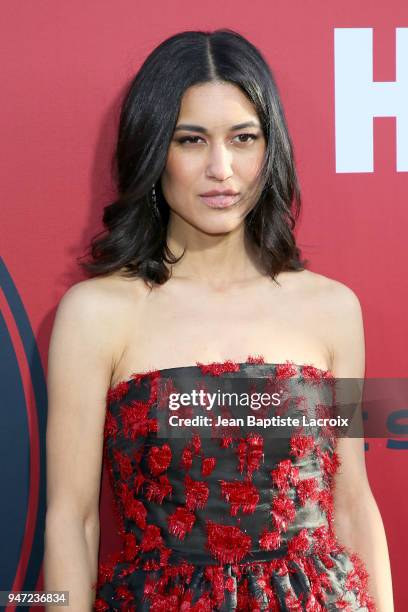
[108,355,334,395]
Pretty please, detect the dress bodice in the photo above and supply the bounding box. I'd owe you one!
[94,356,375,611]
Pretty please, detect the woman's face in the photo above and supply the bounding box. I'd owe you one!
[161,81,266,234]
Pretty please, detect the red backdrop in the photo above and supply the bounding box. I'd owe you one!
[1,2,406,610]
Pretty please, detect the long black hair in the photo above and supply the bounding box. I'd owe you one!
[78,29,308,286]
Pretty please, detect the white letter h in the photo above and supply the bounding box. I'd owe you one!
[335,28,408,173]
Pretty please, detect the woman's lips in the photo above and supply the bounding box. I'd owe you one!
[199,194,240,208]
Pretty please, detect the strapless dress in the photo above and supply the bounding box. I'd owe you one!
[93,356,375,611]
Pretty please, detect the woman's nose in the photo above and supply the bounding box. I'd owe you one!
[205,144,233,180]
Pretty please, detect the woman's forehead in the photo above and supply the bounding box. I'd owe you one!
[177,82,260,129]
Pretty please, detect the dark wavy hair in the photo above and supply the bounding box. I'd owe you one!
[78,29,308,287]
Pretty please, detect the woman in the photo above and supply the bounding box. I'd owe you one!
[44,29,393,611]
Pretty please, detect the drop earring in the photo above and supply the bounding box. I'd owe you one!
[151,183,159,215]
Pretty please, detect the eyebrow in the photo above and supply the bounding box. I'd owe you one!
[174,121,260,133]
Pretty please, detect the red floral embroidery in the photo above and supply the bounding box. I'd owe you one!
[190,432,202,455]
[312,525,338,555]
[103,411,118,440]
[167,506,196,539]
[94,597,109,611]
[301,365,325,383]
[117,482,147,529]
[97,360,375,612]
[317,487,333,513]
[289,433,315,458]
[259,529,281,550]
[96,550,124,587]
[180,446,193,471]
[203,565,226,607]
[220,435,233,448]
[319,449,341,480]
[287,528,310,558]
[225,576,235,592]
[236,434,264,477]
[270,458,300,491]
[145,474,173,504]
[112,449,133,481]
[285,591,304,611]
[201,456,216,476]
[181,592,213,611]
[219,479,260,515]
[274,361,298,380]
[197,359,241,376]
[271,558,289,577]
[237,439,247,474]
[247,434,264,475]
[271,493,296,531]
[121,401,158,440]
[296,477,320,505]
[206,520,252,563]
[246,354,265,365]
[147,444,172,476]
[140,524,164,551]
[334,600,353,611]
[123,531,139,562]
[148,593,179,610]
[184,475,210,510]
[107,380,130,404]
[134,470,146,494]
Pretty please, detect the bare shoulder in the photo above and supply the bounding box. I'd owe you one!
[57,274,149,351]
[46,273,151,521]
[302,270,365,376]
[298,270,359,308]
[295,269,363,317]
[59,273,132,315]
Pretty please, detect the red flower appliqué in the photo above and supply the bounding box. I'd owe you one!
[145,474,173,504]
[140,524,164,551]
[301,365,325,383]
[219,479,260,515]
[106,380,130,404]
[287,528,310,558]
[206,520,252,563]
[120,401,158,440]
[274,362,298,380]
[115,584,134,604]
[180,446,193,471]
[246,354,265,365]
[112,449,133,481]
[289,433,315,459]
[259,529,281,550]
[117,482,147,529]
[270,459,300,491]
[271,493,296,531]
[296,477,320,506]
[201,456,216,476]
[104,411,118,440]
[185,474,210,510]
[167,506,196,539]
[123,532,139,562]
[236,434,264,477]
[319,449,341,480]
[197,359,241,376]
[94,597,109,611]
[190,432,202,455]
[147,443,172,476]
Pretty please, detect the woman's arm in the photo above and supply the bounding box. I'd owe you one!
[328,283,394,611]
[44,281,117,611]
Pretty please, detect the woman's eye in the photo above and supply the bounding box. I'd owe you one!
[176,136,204,144]
[233,133,258,143]
[175,133,259,145]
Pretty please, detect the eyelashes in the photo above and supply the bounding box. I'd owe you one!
[175,133,260,145]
